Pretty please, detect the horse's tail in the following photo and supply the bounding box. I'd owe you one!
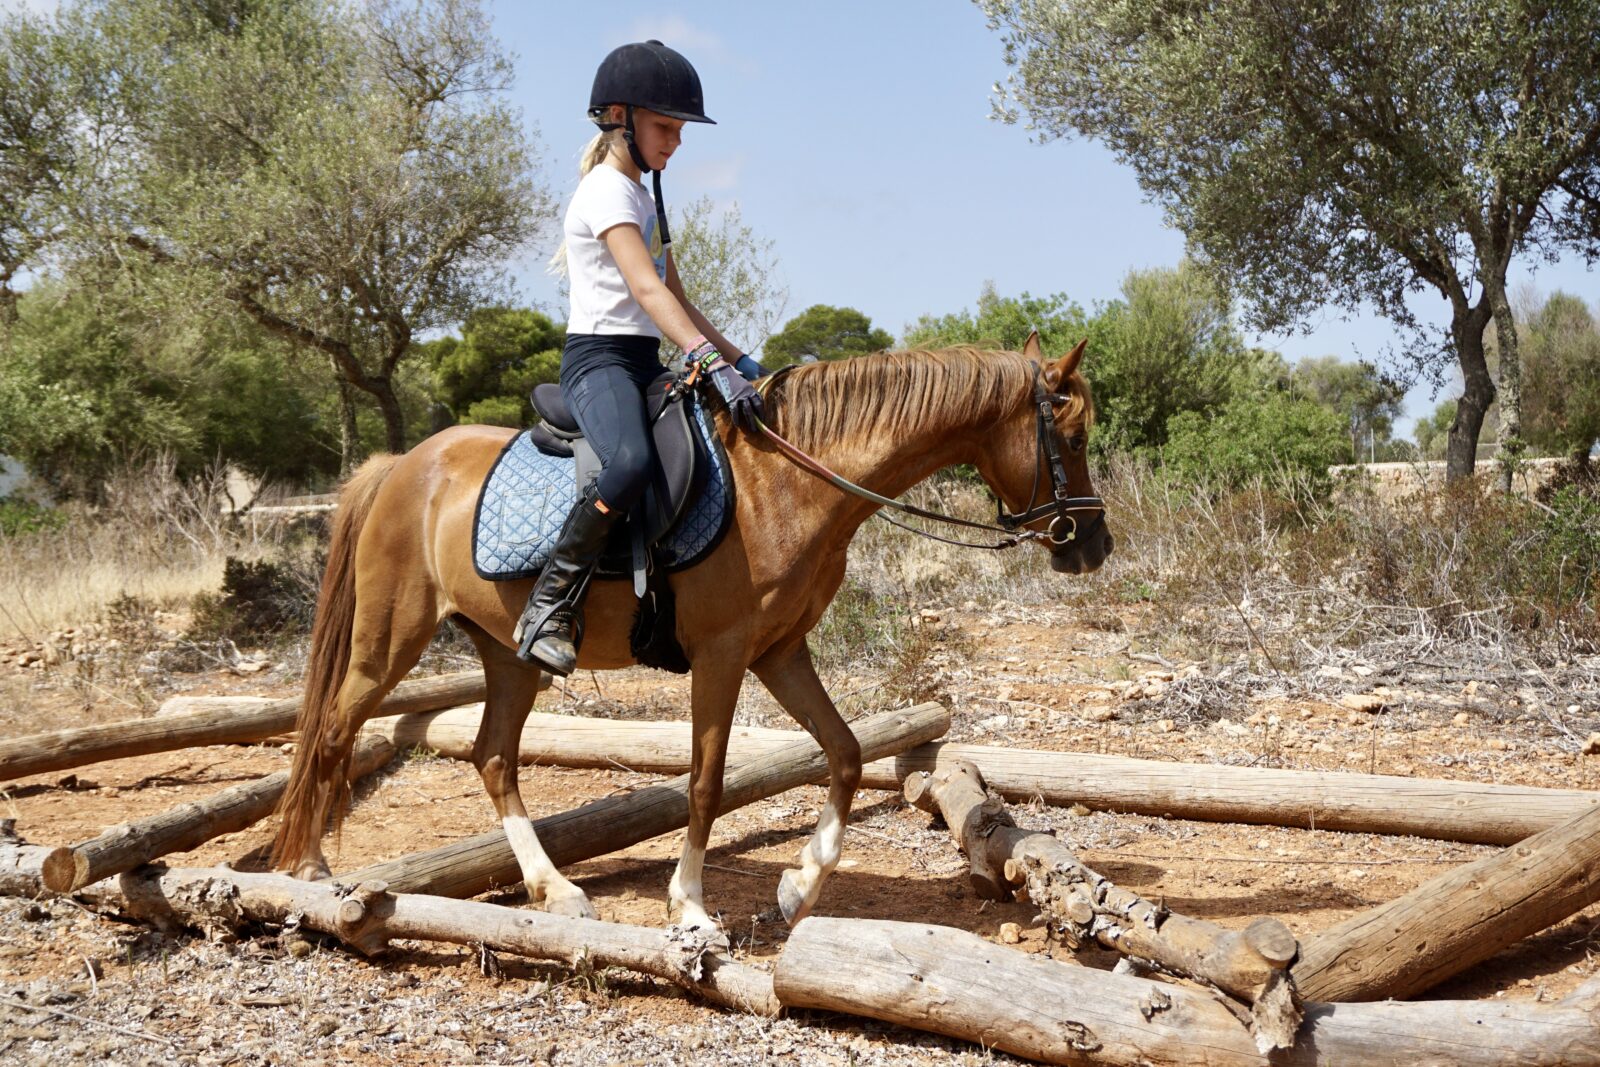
[271,453,400,871]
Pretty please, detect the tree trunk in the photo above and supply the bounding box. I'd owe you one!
[70,867,779,1016]
[335,373,361,475]
[343,702,950,898]
[1292,794,1600,1002]
[775,917,1600,1067]
[0,670,489,782]
[40,736,396,893]
[1446,301,1496,481]
[370,374,406,454]
[904,761,1300,1048]
[1488,280,1524,492]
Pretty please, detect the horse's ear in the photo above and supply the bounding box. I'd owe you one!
[1042,338,1087,391]
[1058,338,1087,379]
[1022,329,1043,362]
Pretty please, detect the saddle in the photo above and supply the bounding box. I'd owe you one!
[525,373,701,575]
[472,373,734,674]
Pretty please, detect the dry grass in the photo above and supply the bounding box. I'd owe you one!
[0,458,281,642]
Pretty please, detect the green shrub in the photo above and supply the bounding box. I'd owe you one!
[1163,390,1351,500]
[0,497,66,537]
[188,556,308,643]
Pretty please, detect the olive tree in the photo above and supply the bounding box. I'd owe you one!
[981,0,1600,482]
[39,0,552,469]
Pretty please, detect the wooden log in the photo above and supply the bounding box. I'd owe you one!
[1293,794,1600,1002]
[70,866,777,1016]
[346,702,950,898]
[365,708,1600,846]
[0,821,48,897]
[905,761,1299,1049]
[775,917,1600,1066]
[877,743,1600,847]
[363,706,805,771]
[0,670,499,782]
[156,696,274,718]
[39,736,396,893]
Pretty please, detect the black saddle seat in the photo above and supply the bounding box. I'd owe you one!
[531,374,677,436]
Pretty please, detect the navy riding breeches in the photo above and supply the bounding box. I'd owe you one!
[559,333,664,512]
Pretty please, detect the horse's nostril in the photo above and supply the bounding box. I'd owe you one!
[1104,532,1116,555]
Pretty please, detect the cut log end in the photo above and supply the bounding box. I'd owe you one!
[1245,916,1299,967]
[39,845,87,895]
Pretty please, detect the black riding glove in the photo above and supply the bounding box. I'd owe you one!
[707,359,766,432]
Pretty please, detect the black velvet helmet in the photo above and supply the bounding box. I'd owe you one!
[588,41,715,126]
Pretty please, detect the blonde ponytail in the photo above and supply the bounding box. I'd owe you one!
[548,129,622,275]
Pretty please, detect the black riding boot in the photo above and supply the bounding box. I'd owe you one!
[514,482,618,675]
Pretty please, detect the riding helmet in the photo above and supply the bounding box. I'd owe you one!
[588,40,715,126]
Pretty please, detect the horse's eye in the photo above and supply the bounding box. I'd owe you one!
[1066,434,1086,453]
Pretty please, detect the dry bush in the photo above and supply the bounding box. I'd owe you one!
[834,459,1598,676]
[0,456,280,642]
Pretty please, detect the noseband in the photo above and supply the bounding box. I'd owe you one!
[748,361,1106,553]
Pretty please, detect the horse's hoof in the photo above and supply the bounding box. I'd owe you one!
[777,869,812,926]
[293,860,331,881]
[543,889,597,921]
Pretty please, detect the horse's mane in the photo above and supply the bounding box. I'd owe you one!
[761,346,1093,451]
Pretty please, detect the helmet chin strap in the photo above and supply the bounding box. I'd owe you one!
[622,104,672,247]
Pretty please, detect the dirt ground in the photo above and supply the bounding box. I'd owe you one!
[2,603,1599,1066]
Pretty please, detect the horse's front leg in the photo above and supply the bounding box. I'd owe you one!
[667,648,743,939]
[751,639,862,925]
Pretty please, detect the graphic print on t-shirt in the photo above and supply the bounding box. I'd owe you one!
[644,214,667,282]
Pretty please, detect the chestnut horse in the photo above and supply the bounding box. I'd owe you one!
[271,333,1112,931]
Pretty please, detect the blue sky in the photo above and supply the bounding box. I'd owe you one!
[491,1,1599,437]
[10,0,1598,436]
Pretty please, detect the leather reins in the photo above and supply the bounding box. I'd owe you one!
[748,362,1105,552]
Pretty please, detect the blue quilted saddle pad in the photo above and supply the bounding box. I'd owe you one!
[472,396,733,581]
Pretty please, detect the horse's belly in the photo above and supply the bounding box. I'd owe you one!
[572,577,646,670]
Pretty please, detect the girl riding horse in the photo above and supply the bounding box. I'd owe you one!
[516,40,766,678]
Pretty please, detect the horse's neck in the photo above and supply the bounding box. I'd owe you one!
[785,408,989,536]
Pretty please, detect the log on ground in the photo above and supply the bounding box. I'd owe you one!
[905,760,1298,1049]
[1293,794,1600,1002]
[344,702,950,898]
[157,696,275,718]
[71,866,776,1016]
[40,736,396,893]
[0,821,48,897]
[0,670,501,782]
[775,916,1600,1067]
[365,708,1599,846]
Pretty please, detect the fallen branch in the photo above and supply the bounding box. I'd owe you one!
[364,708,1599,845]
[1293,793,1600,1002]
[0,671,500,782]
[0,820,51,897]
[775,917,1600,1066]
[905,760,1298,1050]
[41,737,396,893]
[69,866,776,1016]
[345,702,951,898]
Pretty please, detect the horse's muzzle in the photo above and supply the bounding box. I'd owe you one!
[1049,514,1114,574]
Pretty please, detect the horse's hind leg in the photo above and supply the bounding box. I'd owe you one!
[456,618,596,919]
[297,583,439,878]
[750,639,861,925]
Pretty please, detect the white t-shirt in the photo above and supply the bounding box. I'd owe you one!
[563,165,668,337]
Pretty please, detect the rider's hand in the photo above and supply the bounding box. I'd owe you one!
[707,359,766,432]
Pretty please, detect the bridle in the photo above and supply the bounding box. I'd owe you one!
[745,361,1106,553]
